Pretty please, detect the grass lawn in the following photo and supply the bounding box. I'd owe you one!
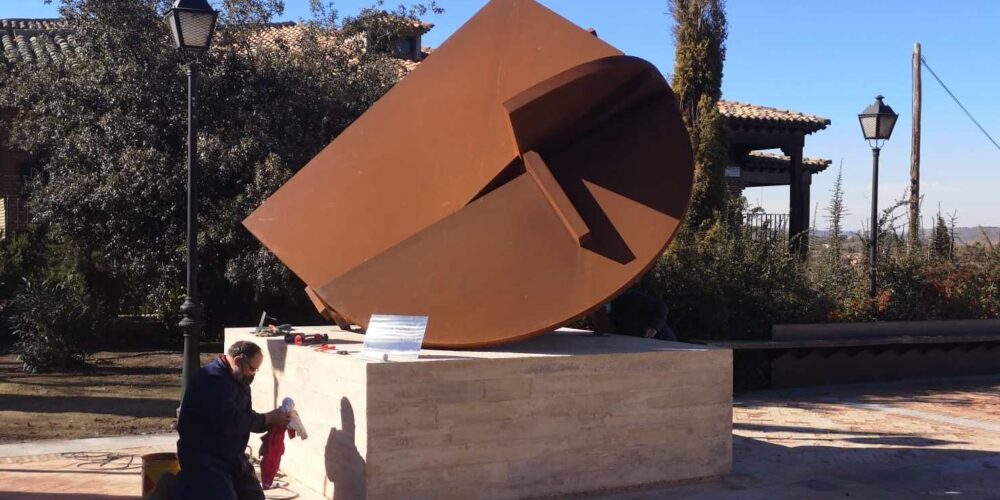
[0,349,220,443]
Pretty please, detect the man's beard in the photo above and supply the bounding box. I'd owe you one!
[241,374,255,386]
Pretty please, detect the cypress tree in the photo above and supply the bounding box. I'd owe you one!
[670,0,729,230]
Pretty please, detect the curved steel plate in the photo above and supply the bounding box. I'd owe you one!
[243,0,694,347]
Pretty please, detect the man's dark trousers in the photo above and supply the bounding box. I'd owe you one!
[173,357,267,500]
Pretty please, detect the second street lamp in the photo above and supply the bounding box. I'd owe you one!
[857,95,899,305]
[164,0,219,403]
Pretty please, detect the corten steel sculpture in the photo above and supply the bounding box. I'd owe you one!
[244,0,694,348]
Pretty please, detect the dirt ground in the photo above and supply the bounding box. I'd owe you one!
[0,349,219,443]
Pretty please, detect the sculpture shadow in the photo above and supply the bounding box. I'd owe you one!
[325,397,366,500]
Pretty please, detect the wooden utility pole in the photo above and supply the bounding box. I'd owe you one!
[909,42,922,247]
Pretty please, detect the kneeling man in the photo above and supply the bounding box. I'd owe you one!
[174,340,290,500]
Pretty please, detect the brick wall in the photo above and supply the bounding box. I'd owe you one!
[0,197,28,238]
[0,109,31,236]
[0,145,27,197]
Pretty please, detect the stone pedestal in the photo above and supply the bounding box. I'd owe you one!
[225,326,732,499]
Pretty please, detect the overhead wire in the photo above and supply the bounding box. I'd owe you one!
[920,56,1000,153]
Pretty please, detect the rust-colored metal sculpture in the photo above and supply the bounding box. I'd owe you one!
[244,0,694,348]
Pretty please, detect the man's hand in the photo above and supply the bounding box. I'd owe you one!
[644,327,657,339]
[265,409,292,427]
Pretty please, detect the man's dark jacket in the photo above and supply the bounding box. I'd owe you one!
[173,356,267,500]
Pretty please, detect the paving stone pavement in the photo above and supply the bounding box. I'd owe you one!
[600,375,1000,499]
[0,442,325,500]
[0,375,998,499]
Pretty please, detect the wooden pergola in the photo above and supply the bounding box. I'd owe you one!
[717,100,831,254]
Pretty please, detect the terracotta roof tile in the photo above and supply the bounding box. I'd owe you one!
[1,19,67,30]
[14,35,34,63]
[227,22,418,75]
[232,22,310,52]
[0,19,78,67]
[745,151,831,174]
[718,100,831,133]
[1,34,18,62]
[400,21,433,36]
[1,17,423,72]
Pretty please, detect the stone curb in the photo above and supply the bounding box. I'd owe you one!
[0,433,175,460]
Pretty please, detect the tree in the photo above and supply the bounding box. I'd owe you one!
[809,163,860,318]
[0,0,435,348]
[670,0,728,230]
[931,212,953,261]
[825,163,847,260]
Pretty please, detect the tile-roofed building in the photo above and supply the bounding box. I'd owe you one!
[1,18,430,70]
[718,100,831,134]
[0,17,429,238]
[724,152,832,200]
[391,21,432,62]
[235,21,303,49]
[744,151,831,175]
[2,19,83,237]
[716,99,832,255]
[232,20,429,72]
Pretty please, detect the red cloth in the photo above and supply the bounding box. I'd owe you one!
[259,425,296,489]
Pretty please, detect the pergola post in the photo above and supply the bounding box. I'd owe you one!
[782,138,808,257]
[801,167,812,249]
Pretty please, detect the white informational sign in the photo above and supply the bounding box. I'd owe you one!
[359,315,429,362]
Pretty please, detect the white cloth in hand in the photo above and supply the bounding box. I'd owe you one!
[280,397,308,440]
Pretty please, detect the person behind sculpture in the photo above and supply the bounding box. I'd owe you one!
[591,290,678,341]
[612,291,678,341]
[173,340,291,500]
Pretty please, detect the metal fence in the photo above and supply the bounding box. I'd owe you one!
[744,212,788,242]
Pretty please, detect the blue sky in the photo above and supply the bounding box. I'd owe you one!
[5,0,999,230]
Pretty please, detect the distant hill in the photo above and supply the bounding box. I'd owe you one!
[952,226,1000,244]
[813,227,1000,245]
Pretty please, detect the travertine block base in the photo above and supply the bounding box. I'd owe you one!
[225,326,732,500]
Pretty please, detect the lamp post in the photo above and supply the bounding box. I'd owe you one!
[857,95,899,304]
[164,0,218,402]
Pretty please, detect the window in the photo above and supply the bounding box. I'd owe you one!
[394,36,419,61]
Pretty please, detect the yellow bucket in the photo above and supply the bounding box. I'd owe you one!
[141,452,180,500]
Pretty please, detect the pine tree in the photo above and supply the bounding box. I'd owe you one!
[670,0,728,230]
[931,214,951,260]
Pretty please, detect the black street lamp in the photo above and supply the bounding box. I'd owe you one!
[164,0,218,402]
[858,95,899,304]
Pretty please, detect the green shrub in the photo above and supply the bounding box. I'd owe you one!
[0,230,51,347]
[639,221,825,341]
[10,276,94,372]
[827,201,1000,322]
